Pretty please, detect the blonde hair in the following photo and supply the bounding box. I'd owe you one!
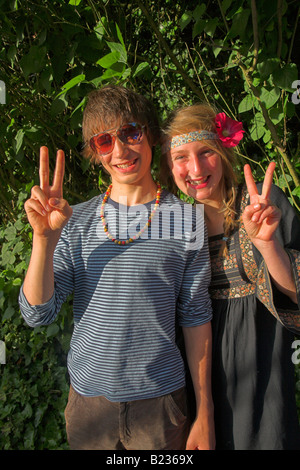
[161,103,239,253]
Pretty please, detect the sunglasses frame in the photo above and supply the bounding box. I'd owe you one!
[89,122,145,156]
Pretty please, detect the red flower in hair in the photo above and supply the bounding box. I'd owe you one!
[215,113,244,148]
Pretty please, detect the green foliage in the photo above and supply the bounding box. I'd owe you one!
[0,0,299,449]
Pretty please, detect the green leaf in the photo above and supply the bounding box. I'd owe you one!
[212,39,223,58]
[193,4,206,21]
[62,74,85,91]
[22,403,33,419]
[106,42,127,64]
[179,11,193,31]
[50,95,68,116]
[204,18,218,37]
[238,94,255,113]
[97,51,120,68]
[227,8,251,39]
[115,23,125,46]
[292,186,300,198]
[15,129,24,154]
[19,46,46,79]
[272,63,298,91]
[259,87,280,109]
[46,323,60,337]
[24,423,35,450]
[249,113,266,141]
[133,62,150,77]
[69,0,82,4]
[55,74,86,98]
[269,107,284,125]
[3,306,15,321]
[257,58,280,79]
[222,0,232,13]
[192,19,206,38]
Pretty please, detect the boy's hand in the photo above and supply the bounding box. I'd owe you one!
[25,146,73,238]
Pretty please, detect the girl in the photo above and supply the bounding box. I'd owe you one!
[161,103,300,450]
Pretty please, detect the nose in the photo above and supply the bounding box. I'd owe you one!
[188,153,203,175]
[113,136,129,158]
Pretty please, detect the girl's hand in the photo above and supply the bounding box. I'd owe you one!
[242,162,281,243]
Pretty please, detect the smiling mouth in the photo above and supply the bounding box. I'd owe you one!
[187,176,210,187]
[115,158,138,169]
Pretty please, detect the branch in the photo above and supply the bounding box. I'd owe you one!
[287,5,300,64]
[277,0,283,58]
[134,0,205,101]
[250,0,259,71]
[238,61,300,187]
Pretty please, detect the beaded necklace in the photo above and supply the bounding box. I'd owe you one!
[100,183,162,245]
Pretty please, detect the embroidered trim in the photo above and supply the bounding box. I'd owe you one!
[210,283,256,299]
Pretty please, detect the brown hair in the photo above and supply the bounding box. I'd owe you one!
[82,85,161,163]
[161,103,239,251]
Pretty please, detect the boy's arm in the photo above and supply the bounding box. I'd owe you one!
[22,147,72,306]
[183,323,215,450]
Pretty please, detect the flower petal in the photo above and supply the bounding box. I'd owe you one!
[215,113,244,147]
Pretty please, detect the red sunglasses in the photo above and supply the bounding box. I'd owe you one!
[89,122,145,156]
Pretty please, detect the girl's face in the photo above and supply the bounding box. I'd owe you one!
[168,140,224,206]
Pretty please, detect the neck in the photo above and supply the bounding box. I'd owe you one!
[199,201,225,237]
[109,179,158,206]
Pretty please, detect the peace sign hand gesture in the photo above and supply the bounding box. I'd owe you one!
[242,162,281,245]
[25,147,73,239]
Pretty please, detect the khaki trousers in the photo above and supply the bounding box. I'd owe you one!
[64,385,190,450]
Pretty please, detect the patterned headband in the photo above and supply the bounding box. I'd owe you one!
[162,130,218,154]
[162,113,245,153]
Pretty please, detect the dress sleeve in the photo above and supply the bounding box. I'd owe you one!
[243,183,300,335]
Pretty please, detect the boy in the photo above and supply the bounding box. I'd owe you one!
[19,85,214,450]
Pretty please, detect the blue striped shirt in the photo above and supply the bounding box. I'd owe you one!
[19,190,212,401]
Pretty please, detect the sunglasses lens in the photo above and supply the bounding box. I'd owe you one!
[90,123,144,155]
[118,123,143,144]
[91,133,113,155]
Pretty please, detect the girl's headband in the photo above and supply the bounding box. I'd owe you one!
[163,130,218,153]
[162,113,244,153]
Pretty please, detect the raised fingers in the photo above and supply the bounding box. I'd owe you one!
[244,164,258,202]
[261,161,276,199]
[244,162,276,202]
[52,149,65,196]
[39,146,49,190]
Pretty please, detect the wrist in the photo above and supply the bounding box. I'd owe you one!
[250,236,279,254]
[32,231,60,253]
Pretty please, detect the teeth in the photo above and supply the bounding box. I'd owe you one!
[188,177,208,183]
[116,160,136,169]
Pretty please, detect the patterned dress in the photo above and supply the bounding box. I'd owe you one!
[209,183,300,450]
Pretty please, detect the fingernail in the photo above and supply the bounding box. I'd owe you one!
[51,198,59,206]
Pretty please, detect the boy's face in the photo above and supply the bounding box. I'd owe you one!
[94,121,153,188]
